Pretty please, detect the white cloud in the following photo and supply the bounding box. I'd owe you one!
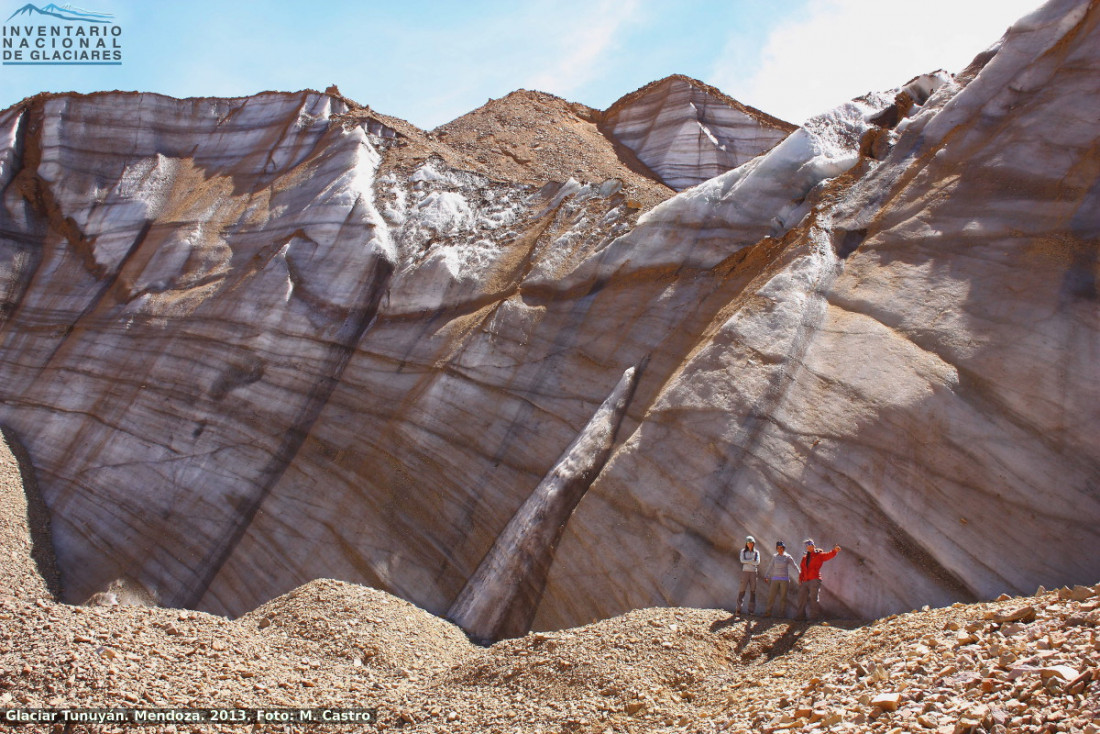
[712,0,1045,124]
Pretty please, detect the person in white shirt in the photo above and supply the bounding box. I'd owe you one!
[736,535,761,614]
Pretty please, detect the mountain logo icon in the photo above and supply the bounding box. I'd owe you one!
[5,3,114,22]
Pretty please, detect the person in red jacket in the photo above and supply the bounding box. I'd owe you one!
[794,538,840,620]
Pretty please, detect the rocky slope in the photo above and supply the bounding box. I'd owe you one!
[433,89,673,210]
[0,430,58,599]
[5,581,1098,734]
[0,0,1097,640]
[2,461,1098,734]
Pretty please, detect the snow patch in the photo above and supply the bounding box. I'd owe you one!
[416,191,475,235]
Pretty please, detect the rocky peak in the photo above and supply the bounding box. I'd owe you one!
[433,88,672,209]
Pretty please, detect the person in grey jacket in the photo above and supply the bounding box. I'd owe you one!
[763,540,800,618]
[736,536,761,614]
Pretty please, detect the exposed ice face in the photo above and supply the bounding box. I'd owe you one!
[525,71,961,294]
[378,173,408,227]
[383,162,637,313]
[383,159,529,313]
[396,159,525,256]
[524,178,635,284]
[0,110,22,190]
[602,77,793,191]
[0,89,404,608]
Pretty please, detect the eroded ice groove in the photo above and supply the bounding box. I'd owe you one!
[448,363,643,643]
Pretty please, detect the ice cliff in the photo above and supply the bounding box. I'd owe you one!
[601,75,796,191]
[0,0,1096,639]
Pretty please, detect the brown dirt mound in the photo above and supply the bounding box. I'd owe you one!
[438,606,862,731]
[1,566,1097,733]
[242,578,475,676]
[332,89,673,215]
[432,89,673,210]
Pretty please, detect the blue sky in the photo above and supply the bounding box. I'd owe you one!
[1,0,1044,129]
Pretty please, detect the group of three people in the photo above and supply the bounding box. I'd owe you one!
[736,536,840,619]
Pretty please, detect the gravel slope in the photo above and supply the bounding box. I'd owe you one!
[1,434,1097,734]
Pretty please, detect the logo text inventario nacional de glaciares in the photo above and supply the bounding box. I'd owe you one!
[3,3,122,65]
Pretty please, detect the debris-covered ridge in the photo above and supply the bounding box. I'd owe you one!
[3,579,1098,733]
